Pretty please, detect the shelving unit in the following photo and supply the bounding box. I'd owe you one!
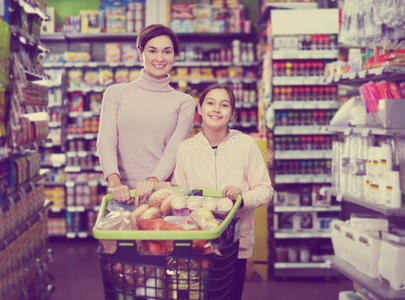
[40,29,260,238]
[325,57,405,296]
[260,7,341,278]
[0,0,53,297]
[331,256,405,300]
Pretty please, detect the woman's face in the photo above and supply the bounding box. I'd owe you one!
[139,35,175,79]
[198,88,234,131]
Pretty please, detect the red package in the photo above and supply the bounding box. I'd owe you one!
[375,81,391,100]
[399,82,405,99]
[389,82,401,99]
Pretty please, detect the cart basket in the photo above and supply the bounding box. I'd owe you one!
[93,188,241,300]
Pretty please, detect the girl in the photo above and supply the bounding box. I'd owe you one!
[172,83,273,300]
[97,24,196,205]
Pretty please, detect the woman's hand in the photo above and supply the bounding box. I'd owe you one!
[108,184,131,202]
[156,181,172,190]
[133,178,157,206]
[222,185,242,202]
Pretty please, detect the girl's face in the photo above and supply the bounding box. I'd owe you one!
[198,88,234,131]
[139,35,175,79]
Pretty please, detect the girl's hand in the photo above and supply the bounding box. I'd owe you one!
[133,181,155,206]
[156,181,172,190]
[222,185,242,202]
[108,184,131,202]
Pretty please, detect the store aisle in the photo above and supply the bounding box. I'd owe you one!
[48,239,352,300]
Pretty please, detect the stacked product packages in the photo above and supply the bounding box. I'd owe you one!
[62,0,145,34]
[332,215,405,291]
[332,135,404,209]
[170,1,252,34]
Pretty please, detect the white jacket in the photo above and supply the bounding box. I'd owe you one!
[173,130,273,258]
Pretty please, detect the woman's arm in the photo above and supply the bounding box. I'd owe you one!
[150,96,196,181]
[240,140,274,210]
[97,86,121,182]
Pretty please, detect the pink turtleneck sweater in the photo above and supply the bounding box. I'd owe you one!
[97,69,196,188]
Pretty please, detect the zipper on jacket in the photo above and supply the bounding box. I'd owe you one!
[213,148,218,189]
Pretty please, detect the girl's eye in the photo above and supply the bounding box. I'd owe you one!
[164,49,173,55]
[148,49,157,54]
[221,103,230,108]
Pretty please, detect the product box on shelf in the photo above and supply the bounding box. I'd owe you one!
[378,238,405,291]
[377,99,405,129]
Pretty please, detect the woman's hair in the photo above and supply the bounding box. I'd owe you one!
[136,24,180,56]
[199,83,236,114]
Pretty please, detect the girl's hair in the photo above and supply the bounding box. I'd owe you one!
[136,24,180,56]
[199,83,236,113]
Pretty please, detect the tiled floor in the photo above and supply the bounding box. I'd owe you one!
[47,239,352,300]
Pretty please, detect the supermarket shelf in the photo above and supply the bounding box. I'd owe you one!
[42,181,66,187]
[172,77,255,84]
[66,133,98,140]
[48,121,61,128]
[45,60,259,68]
[66,232,89,239]
[1,202,51,251]
[274,125,333,135]
[271,100,339,110]
[275,174,332,184]
[65,165,102,172]
[13,0,50,20]
[275,262,331,269]
[10,25,49,52]
[273,76,324,86]
[65,179,102,187]
[229,121,258,128]
[272,50,338,60]
[41,32,255,42]
[235,101,258,109]
[50,205,100,213]
[5,170,49,204]
[331,256,405,300]
[324,126,405,137]
[321,65,405,86]
[275,231,331,239]
[68,111,100,118]
[175,61,258,67]
[258,2,318,24]
[274,150,332,159]
[67,86,106,93]
[274,205,341,213]
[273,264,338,278]
[329,188,405,217]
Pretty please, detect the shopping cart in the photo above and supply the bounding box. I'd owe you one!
[93,188,241,300]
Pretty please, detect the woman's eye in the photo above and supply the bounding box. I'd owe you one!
[164,50,173,55]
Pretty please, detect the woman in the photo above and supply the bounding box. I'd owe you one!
[97,24,196,205]
[172,83,273,300]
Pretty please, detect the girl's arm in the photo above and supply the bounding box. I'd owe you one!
[171,143,188,187]
[240,140,274,210]
[149,96,196,181]
[97,86,120,181]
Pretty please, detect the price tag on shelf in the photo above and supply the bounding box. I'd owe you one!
[88,62,98,67]
[66,233,76,238]
[84,134,95,140]
[78,232,88,238]
[336,193,343,202]
[359,70,367,78]
[349,72,356,80]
